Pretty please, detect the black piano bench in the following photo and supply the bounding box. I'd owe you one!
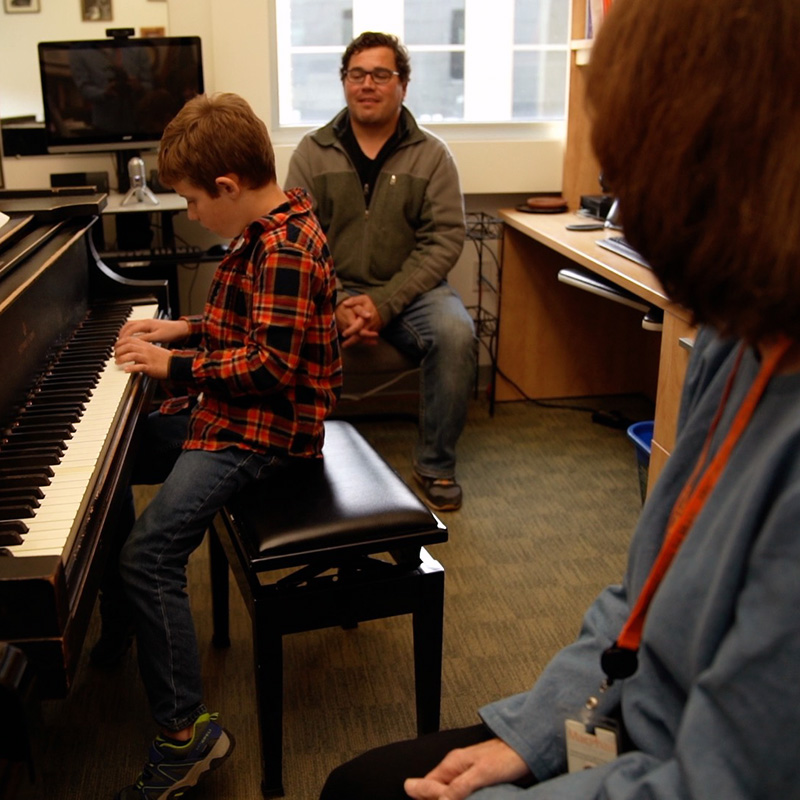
[207,419,447,798]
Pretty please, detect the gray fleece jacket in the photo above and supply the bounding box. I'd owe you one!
[284,106,465,325]
[476,327,800,799]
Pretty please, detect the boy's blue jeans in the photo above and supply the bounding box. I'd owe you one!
[117,410,283,732]
[379,282,476,479]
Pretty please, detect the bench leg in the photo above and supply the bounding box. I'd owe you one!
[253,596,285,798]
[412,549,445,735]
[208,522,231,648]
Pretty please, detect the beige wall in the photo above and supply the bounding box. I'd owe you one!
[0,0,170,121]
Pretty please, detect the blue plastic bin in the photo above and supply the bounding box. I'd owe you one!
[627,421,654,504]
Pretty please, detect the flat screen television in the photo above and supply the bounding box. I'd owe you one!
[38,35,203,162]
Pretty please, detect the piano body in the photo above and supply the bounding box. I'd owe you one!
[0,188,169,703]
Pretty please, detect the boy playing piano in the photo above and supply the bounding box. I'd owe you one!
[105,92,341,800]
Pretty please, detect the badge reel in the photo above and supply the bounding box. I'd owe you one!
[564,644,638,772]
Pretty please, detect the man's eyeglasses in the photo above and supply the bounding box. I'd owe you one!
[343,67,400,85]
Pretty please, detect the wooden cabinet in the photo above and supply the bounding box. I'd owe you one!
[562,0,602,208]
[649,310,695,491]
[495,210,696,490]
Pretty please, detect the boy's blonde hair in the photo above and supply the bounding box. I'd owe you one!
[158,92,276,196]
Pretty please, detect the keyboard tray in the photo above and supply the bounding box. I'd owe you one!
[596,235,650,268]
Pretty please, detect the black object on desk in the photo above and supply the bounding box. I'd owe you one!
[579,193,614,219]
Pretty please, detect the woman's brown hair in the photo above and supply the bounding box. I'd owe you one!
[158,93,276,197]
[586,0,800,343]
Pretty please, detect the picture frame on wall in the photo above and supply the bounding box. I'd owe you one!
[4,0,41,13]
[81,0,112,21]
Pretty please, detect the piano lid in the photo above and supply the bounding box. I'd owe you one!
[0,188,107,223]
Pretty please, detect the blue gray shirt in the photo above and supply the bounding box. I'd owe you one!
[478,327,800,799]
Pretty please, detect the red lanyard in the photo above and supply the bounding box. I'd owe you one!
[601,336,793,682]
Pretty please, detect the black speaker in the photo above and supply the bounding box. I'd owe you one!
[2,121,47,157]
[50,171,110,194]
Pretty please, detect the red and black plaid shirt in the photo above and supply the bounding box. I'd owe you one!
[162,188,341,458]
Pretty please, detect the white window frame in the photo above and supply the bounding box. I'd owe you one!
[271,0,570,145]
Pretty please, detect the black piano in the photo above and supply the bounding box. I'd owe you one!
[0,188,168,784]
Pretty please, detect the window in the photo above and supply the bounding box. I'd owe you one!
[274,0,569,128]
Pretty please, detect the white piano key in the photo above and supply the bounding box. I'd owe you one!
[10,304,158,557]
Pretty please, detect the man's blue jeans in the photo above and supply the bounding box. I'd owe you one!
[380,282,476,479]
[117,411,282,732]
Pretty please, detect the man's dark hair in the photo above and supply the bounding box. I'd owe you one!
[340,32,411,85]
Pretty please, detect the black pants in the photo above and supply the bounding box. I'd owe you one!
[319,724,493,800]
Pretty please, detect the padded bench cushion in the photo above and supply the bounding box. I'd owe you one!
[225,420,445,570]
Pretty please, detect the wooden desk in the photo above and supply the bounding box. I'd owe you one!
[496,208,695,489]
[102,191,187,248]
[102,191,187,215]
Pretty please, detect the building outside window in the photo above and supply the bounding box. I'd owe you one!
[274,0,569,129]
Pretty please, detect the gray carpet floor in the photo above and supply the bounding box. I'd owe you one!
[12,395,649,800]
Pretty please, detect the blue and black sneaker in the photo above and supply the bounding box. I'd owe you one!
[117,712,234,799]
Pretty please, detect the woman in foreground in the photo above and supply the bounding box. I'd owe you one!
[319,0,800,797]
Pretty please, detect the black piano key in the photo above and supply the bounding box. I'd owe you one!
[0,452,62,467]
[45,359,102,369]
[0,502,37,519]
[32,389,92,402]
[3,427,75,443]
[49,342,107,352]
[43,369,99,381]
[0,519,27,547]
[14,416,77,428]
[9,417,76,429]
[45,365,103,374]
[0,485,44,497]
[51,354,107,365]
[0,469,54,488]
[40,375,99,389]
[22,402,85,415]
[44,384,94,395]
[0,443,66,457]
[0,520,28,535]
[2,431,73,446]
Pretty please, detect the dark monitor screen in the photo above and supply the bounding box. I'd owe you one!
[38,36,203,154]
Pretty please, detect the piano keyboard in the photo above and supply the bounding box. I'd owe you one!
[0,303,158,558]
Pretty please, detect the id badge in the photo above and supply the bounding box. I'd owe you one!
[564,718,619,772]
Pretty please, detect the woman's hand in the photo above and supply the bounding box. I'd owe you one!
[404,738,531,800]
